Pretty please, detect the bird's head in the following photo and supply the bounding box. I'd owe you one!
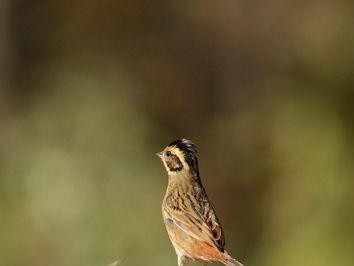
[157,139,199,178]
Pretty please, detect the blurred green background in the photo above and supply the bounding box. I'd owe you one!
[1,1,354,266]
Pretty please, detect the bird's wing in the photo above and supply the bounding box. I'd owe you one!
[197,193,225,249]
[164,184,225,251]
[189,184,225,250]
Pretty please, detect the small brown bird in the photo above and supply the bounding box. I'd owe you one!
[157,139,244,266]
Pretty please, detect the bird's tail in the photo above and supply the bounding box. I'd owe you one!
[220,251,244,266]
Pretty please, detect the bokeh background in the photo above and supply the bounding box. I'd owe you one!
[1,1,354,266]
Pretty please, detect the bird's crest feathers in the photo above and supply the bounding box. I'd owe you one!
[168,139,198,154]
[168,139,199,176]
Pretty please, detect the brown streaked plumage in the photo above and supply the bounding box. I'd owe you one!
[157,139,244,266]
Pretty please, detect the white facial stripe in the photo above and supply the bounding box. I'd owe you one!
[171,148,188,168]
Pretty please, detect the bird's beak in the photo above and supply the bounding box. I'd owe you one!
[156,151,164,159]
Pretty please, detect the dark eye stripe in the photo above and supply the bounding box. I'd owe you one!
[166,154,183,172]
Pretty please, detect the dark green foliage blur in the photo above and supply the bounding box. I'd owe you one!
[1,1,353,266]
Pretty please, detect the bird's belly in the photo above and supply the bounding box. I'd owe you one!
[163,216,194,258]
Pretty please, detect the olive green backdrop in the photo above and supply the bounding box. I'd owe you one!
[0,1,353,266]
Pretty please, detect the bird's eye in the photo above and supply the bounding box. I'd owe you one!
[166,151,172,157]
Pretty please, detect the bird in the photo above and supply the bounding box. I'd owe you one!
[156,139,244,266]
